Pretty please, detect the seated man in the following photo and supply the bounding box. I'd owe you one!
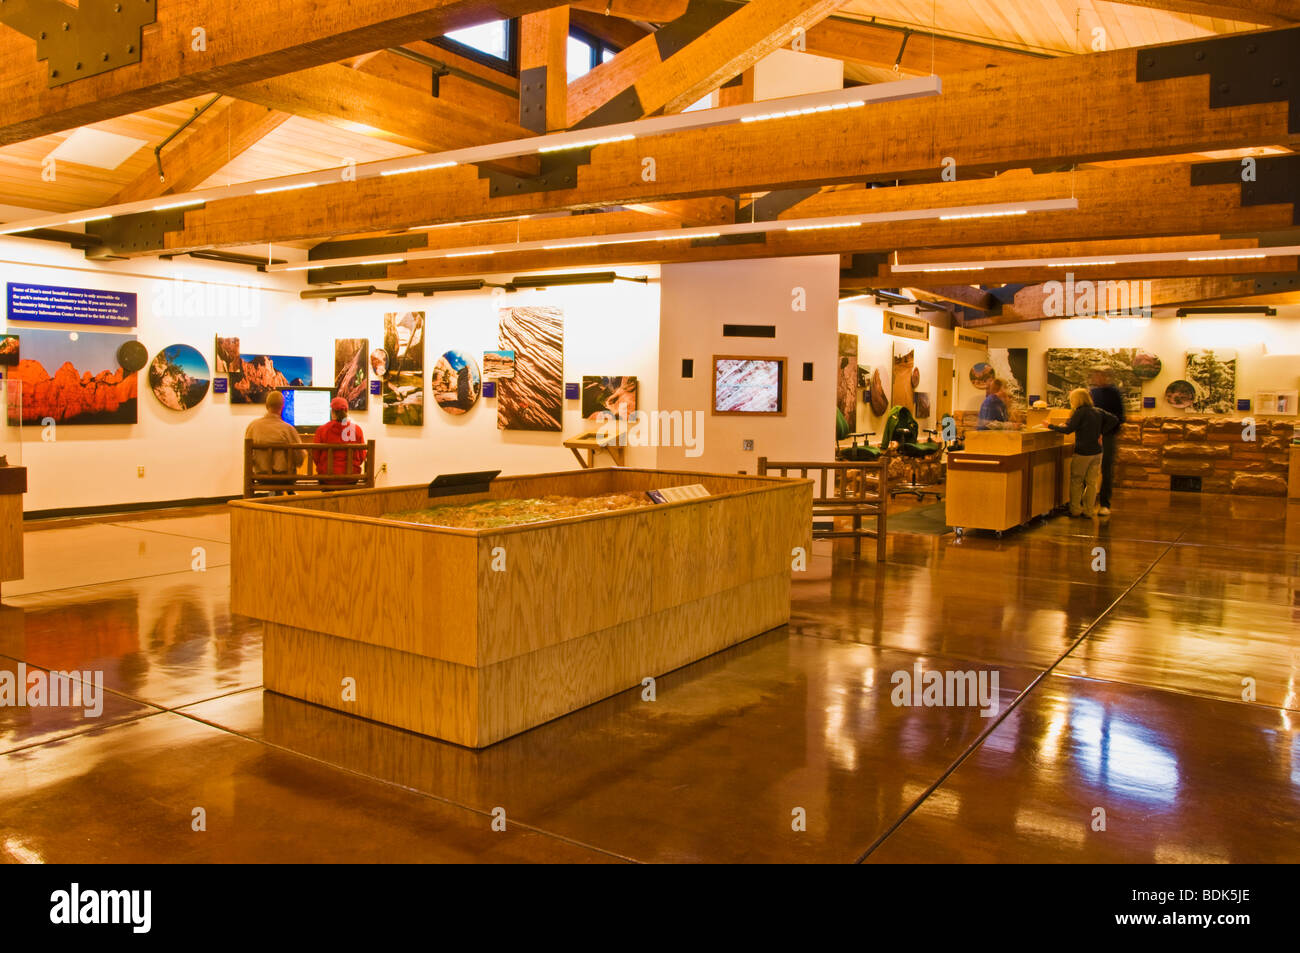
[312,397,368,483]
[245,390,305,491]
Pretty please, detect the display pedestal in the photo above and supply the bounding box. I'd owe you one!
[230,467,811,747]
[0,466,26,583]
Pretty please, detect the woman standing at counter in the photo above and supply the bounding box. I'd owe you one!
[1049,389,1118,518]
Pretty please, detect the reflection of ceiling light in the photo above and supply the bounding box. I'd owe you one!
[1186,253,1266,262]
[785,221,862,232]
[0,77,942,235]
[68,214,111,224]
[413,215,532,229]
[152,199,206,212]
[274,200,1075,275]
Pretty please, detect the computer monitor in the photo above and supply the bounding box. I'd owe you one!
[280,386,334,434]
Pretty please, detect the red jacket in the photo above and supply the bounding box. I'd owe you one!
[312,419,367,475]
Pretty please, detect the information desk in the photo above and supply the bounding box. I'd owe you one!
[946,430,1072,534]
[230,467,812,748]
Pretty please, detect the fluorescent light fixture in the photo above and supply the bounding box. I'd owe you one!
[69,214,111,224]
[380,161,458,177]
[893,243,1300,273]
[395,279,490,295]
[0,76,941,236]
[153,198,206,212]
[785,221,862,232]
[508,272,649,288]
[938,209,1028,221]
[538,134,634,153]
[254,181,320,195]
[414,215,532,229]
[269,199,1076,274]
[283,257,406,272]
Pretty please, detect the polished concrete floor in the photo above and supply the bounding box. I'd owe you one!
[1,492,1298,863]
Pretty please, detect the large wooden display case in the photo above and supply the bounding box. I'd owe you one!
[230,467,812,748]
[946,429,1072,534]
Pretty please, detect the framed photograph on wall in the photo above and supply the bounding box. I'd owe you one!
[711,355,786,416]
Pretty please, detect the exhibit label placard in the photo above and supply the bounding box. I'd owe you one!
[6,282,137,329]
[955,328,989,350]
[884,311,929,341]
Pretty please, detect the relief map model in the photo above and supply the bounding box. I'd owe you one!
[385,493,650,529]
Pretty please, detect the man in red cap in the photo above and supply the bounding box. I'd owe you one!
[312,396,368,484]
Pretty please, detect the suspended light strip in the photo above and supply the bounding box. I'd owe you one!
[893,243,1300,273]
[69,214,111,224]
[938,209,1028,221]
[414,215,533,230]
[254,181,320,195]
[282,257,407,272]
[267,199,1075,275]
[785,221,862,232]
[380,161,458,177]
[740,100,865,123]
[153,198,206,212]
[0,76,941,237]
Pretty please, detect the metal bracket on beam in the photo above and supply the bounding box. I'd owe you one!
[479,151,592,198]
[304,234,430,285]
[1249,272,1300,295]
[308,264,394,284]
[0,0,157,88]
[519,66,550,134]
[737,188,820,223]
[653,0,734,60]
[691,232,765,248]
[1190,154,1300,224]
[1137,26,1300,133]
[84,208,186,257]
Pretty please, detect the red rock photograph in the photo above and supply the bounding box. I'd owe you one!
[7,329,138,426]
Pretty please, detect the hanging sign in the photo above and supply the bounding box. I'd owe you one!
[884,311,929,341]
[955,328,988,350]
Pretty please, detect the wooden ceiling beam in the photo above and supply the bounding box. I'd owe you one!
[519,7,570,132]
[224,64,539,177]
[0,0,558,146]
[569,9,655,50]
[110,100,289,204]
[568,0,691,22]
[111,27,1300,255]
[964,276,1269,325]
[803,18,1045,75]
[568,0,852,125]
[1104,1,1300,27]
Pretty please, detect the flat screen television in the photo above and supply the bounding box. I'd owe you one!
[280,386,334,433]
[712,355,786,416]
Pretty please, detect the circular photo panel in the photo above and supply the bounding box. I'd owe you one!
[148,344,211,411]
[910,366,921,389]
[869,368,889,416]
[969,362,995,388]
[1164,379,1196,409]
[116,340,149,374]
[432,349,481,416]
[369,348,389,378]
[1132,351,1162,381]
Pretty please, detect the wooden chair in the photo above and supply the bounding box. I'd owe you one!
[243,439,376,498]
[757,456,889,560]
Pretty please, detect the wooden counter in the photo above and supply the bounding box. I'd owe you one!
[230,467,812,748]
[946,429,1072,533]
[1290,445,1300,500]
[0,466,26,583]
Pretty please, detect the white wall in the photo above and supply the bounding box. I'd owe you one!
[657,256,839,473]
[1,236,660,512]
[983,310,1300,418]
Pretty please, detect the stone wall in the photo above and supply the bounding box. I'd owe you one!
[950,411,1295,497]
[1116,416,1294,497]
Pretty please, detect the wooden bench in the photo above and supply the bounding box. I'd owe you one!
[757,456,888,560]
[243,439,376,498]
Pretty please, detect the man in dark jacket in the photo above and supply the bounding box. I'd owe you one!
[1089,367,1125,516]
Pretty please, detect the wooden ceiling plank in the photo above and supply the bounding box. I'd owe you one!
[1102,1,1299,27]
[0,0,556,146]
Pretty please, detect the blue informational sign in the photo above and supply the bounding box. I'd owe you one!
[565,382,579,400]
[1238,398,1251,412]
[213,378,229,394]
[1143,396,1156,408]
[482,381,496,399]
[6,282,137,329]
[369,379,381,396]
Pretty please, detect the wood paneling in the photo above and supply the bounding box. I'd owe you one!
[0,492,24,583]
[234,468,812,747]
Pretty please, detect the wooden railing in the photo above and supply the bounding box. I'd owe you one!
[243,439,376,498]
[757,456,888,560]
